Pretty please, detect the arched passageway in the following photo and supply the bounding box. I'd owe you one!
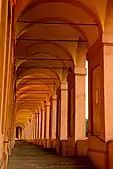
[0,1,113,169]
[16,126,22,140]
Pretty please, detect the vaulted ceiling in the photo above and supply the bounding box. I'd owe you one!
[14,0,109,126]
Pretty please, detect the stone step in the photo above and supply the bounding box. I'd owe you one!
[8,141,97,169]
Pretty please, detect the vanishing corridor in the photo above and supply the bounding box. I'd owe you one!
[8,141,97,169]
[1,1,113,169]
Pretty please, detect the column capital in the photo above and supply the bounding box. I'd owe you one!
[42,107,45,112]
[74,67,87,76]
[52,94,57,100]
[46,102,50,107]
[61,82,68,90]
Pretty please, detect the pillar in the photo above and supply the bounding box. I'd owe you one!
[60,83,68,140]
[27,121,31,140]
[33,115,36,141]
[0,1,9,168]
[30,119,33,140]
[51,94,57,140]
[46,102,50,148]
[75,67,86,141]
[28,119,33,141]
[86,38,113,169]
[38,111,42,140]
[59,82,68,156]
[35,113,39,142]
[42,108,45,140]
[25,124,28,140]
[46,102,50,139]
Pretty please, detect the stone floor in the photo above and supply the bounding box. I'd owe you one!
[8,141,97,169]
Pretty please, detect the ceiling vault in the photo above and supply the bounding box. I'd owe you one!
[15,0,102,125]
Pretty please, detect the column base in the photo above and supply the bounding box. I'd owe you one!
[56,138,76,156]
[88,136,107,169]
[32,139,37,144]
[41,139,47,148]
[37,139,56,149]
[76,140,88,157]
[46,139,52,148]
[38,139,43,146]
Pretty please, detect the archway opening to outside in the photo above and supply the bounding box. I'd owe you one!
[16,126,22,140]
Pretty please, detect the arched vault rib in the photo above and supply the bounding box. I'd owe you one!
[16,79,53,93]
[16,52,70,70]
[15,0,102,28]
[17,64,62,84]
[16,84,52,98]
[17,77,59,93]
[16,17,88,43]
[14,0,104,127]
[15,1,102,46]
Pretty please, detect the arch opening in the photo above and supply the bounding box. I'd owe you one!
[16,126,22,140]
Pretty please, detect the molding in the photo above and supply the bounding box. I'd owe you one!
[3,140,9,143]
[61,83,68,90]
[103,42,113,46]
[74,67,87,76]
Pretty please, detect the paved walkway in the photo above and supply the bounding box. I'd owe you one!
[8,141,97,169]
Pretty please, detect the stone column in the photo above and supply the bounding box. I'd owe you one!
[23,128,25,140]
[42,108,45,140]
[32,118,35,140]
[38,111,42,139]
[0,0,8,126]
[59,82,68,156]
[46,102,50,148]
[30,119,33,140]
[29,119,33,141]
[26,121,31,140]
[46,102,50,139]
[35,113,39,141]
[60,83,68,140]
[26,124,29,140]
[0,1,9,168]
[28,121,31,140]
[75,67,86,141]
[86,39,111,169]
[51,94,57,140]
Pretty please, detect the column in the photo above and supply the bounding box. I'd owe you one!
[103,44,113,169]
[25,125,28,140]
[51,94,57,140]
[30,119,33,140]
[26,120,31,140]
[35,113,39,140]
[38,111,42,139]
[33,115,36,140]
[75,67,86,141]
[29,119,33,140]
[60,83,68,140]
[46,102,50,140]
[86,39,109,169]
[42,108,45,139]
[0,0,8,123]
[0,1,9,167]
